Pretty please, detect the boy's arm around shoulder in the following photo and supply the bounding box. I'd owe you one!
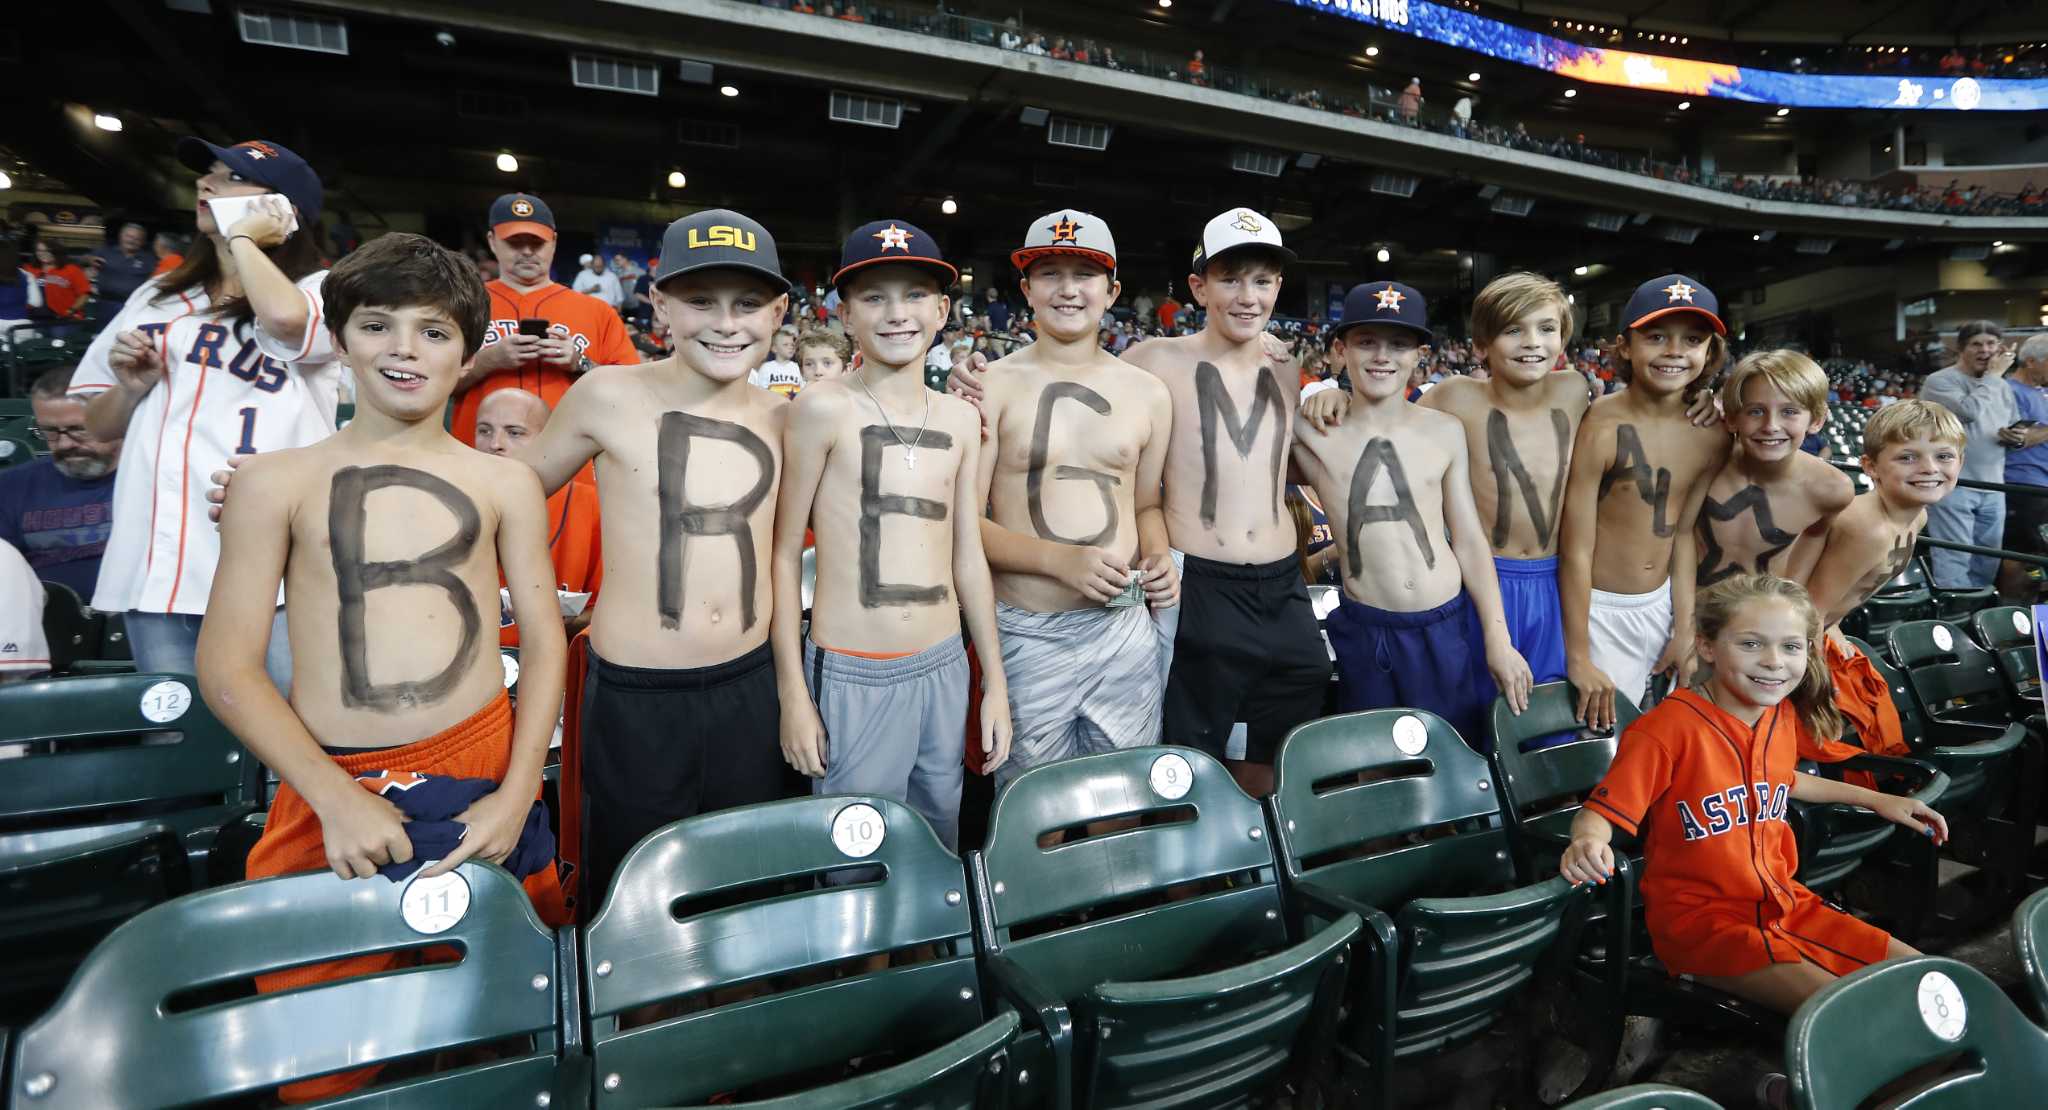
[424,457,562,877]
[769,385,842,778]
[1559,404,1619,729]
[941,394,1013,771]
[194,452,415,880]
[519,365,621,496]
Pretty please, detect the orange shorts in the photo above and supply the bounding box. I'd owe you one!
[1827,637,1909,759]
[1650,883,1893,980]
[246,691,569,1101]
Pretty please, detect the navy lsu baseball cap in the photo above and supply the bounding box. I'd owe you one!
[654,209,789,294]
[1623,274,1726,335]
[178,137,323,224]
[834,219,958,291]
[1331,280,1431,343]
[489,193,556,241]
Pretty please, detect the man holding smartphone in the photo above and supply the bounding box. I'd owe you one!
[449,192,639,459]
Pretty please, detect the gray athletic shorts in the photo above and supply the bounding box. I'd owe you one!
[804,634,969,849]
[994,599,1165,787]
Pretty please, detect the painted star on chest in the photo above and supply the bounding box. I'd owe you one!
[1696,485,1796,585]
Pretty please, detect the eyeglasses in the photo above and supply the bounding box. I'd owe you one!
[31,425,94,445]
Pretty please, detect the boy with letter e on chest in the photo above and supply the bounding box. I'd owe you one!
[972,210,1176,784]
[1290,280,1531,749]
[521,209,799,910]
[1803,400,1965,760]
[1560,275,1733,730]
[772,220,1009,850]
[197,233,570,1101]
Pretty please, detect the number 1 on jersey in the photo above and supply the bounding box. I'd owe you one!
[235,406,258,454]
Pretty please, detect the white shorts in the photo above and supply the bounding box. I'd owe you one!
[1588,579,1673,712]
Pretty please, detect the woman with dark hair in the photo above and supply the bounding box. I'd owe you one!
[71,138,339,688]
[27,240,90,320]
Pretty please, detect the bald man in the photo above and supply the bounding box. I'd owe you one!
[476,389,603,644]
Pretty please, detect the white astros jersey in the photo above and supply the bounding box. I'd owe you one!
[69,273,341,615]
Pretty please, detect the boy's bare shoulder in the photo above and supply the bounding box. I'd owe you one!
[1424,376,1486,411]
[1118,335,1189,372]
[1797,453,1856,508]
[930,388,982,436]
[1543,370,1595,411]
[1408,403,1465,438]
[1825,495,1893,544]
[789,375,856,422]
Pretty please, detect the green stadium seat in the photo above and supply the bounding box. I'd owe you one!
[1271,708,1626,1107]
[2013,887,2048,1023]
[0,672,263,1020]
[1843,587,1934,646]
[1785,752,1946,919]
[969,746,1359,1109]
[583,795,1030,1108]
[1933,584,1999,625]
[38,581,104,674]
[4,863,568,1108]
[1785,956,2048,1108]
[0,398,30,419]
[1881,623,2042,907]
[1971,605,2042,709]
[1561,1083,1724,1109]
[0,423,35,471]
[1876,557,1930,595]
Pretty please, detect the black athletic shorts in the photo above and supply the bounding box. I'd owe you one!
[579,641,793,913]
[1164,552,1332,764]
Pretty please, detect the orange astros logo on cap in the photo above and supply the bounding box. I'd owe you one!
[1048,215,1082,243]
[237,141,279,160]
[510,198,534,218]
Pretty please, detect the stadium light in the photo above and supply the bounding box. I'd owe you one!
[1158,0,1172,7]
[720,84,740,97]
[1775,107,1790,116]
[1993,240,2005,247]
[0,171,10,190]
[942,197,959,215]
[667,170,686,188]
[93,113,123,132]
[1573,265,1588,275]
[1375,247,1391,263]
[1563,88,1577,98]
[1365,45,1379,57]
[495,152,518,173]
[1467,72,1481,81]
[1677,101,1691,110]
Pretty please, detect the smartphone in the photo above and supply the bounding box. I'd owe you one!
[517,318,550,338]
[206,193,298,238]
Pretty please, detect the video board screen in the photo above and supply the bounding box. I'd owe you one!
[1284,0,2046,111]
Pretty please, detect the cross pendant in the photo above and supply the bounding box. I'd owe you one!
[904,451,917,471]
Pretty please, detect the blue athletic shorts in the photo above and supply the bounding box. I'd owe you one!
[1494,555,1568,684]
[1325,590,1495,752]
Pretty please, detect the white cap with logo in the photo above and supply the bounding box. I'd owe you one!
[1011,209,1118,273]
[1191,207,1296,272]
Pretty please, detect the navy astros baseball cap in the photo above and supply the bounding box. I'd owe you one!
[1331,280,1431,343]
[177,137,323,224]
[654,209,790,294]
[1624,274,1726,335]
[834,219,958,291]
[489,193,556,241]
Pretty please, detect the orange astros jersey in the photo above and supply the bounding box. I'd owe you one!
[1584,688,1893,979]
[450,279,639,452]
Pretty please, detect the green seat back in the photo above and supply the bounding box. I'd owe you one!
[1844,637,1928,754]
[1562,1083,1724,1109]
[0,399,30,419]
[39,581,104,674]
[2014,888,2048,1021]
[1272,710,1586,1057]
[1971,606,2041,706]
[1489,682,1642,851]
[975,746,1358,1108]
[96,611,132,662]
[1786,956,2048,1108]
[0,428,33,470]
[1876,558,1930,595]
[1934,585,1999,624]
[584,795,1013,1108]
[7,863,562,1108]
[1858,588,1935,642]
[1886,620,2021,731]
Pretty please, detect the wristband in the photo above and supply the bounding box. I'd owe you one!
[229,235,258,249]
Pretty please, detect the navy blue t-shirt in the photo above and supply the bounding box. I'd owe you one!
[0,458,116,598]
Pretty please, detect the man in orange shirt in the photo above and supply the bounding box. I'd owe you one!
[449,193,640,450]
[475,388,602,647]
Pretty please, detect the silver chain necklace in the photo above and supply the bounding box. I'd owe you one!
[856,369,931,470]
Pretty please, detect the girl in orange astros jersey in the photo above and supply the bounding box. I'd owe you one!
[1560,574,1945,1016]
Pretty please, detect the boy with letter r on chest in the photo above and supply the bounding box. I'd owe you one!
[772,220,1010,850]
[1560,275,1732,730]
[198,233,569,1100]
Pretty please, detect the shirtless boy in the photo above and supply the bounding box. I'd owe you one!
[1291,280,1530,747]
[1804,400,1964,757]
[772,220,1009,850]
[1693,350,1854,590]
[522,209,796,907]
[1306,271,1590,688]
[1560,275,1732,730]
[973,211,1175,782]
[197,233,567,1100]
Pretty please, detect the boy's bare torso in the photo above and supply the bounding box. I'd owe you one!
[1812,494,1924,633]
[1695,453,1853,587]
[272,437,525,749]
[983,345,1170,611]
[1579,395,1730,594]
[1294,402,1464,612]
[1424,373,1590,560]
